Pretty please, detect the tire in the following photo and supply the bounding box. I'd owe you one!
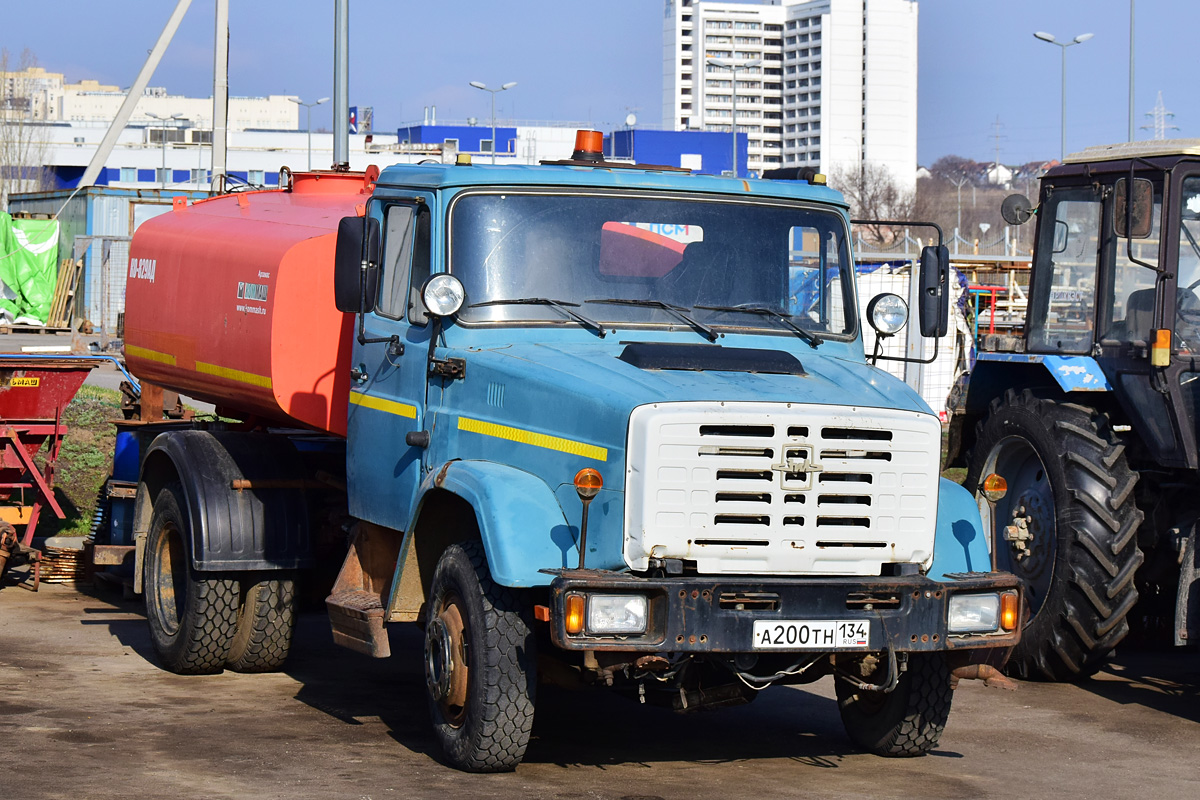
[424,542,536,772]
[836,653,953,757]
[143,482,238,675]
[965,389,1145,681]
[226,575,297,673]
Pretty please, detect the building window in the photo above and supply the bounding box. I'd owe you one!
[443,138,459,149]
[248,170,265,185]
[786,21,797,30]
[155,167,171,185]
[682,73,692,81]
[120,167,137,183]
[190,168,207,183]
[682,103,692,110]
[480,139,493,153]
[682,58,692,66]
[765,24,781,32]
[682,43,692,51]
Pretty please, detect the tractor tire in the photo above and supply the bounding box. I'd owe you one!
[966,389,1144,681]
[424,541,536,772]
[143,482,239,675]
[226,575,297,673]
[836,653,953,757]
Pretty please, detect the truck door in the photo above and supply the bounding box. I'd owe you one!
[345,197,434,530]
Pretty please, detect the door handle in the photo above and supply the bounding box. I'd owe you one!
[350,364,369,383]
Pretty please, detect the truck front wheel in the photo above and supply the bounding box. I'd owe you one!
[836,653,953,757]
[143,482,238,675]
[966,389,1144,680]
[424,541,536,772]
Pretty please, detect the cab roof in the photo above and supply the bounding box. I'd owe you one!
[373,161,847,207]
[1065,139,1200,164]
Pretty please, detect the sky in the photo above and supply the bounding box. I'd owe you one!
[3,0,1197,167]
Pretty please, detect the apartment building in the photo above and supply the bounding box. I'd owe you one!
[663,0,917,190]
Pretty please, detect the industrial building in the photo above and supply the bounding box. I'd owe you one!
[662,0,918,189]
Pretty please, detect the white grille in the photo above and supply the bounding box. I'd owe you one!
[623,402,940,576]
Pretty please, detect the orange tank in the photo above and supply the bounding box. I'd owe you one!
[124,169,379,436]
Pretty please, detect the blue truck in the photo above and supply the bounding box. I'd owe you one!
[99,136,1022,772]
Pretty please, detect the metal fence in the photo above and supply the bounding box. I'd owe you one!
[71,235,130,342]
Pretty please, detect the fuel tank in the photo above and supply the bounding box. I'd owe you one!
[124,169,379,436]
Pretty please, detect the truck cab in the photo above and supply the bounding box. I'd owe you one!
[115,138,1021,772]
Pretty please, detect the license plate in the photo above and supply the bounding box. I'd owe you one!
[752,619,870,650]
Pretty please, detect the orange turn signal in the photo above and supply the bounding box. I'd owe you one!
[1000,591,1019,631]
[981,473,1008,502]
[1151,328,1171,367]
[574,468,603,500]
[564,594,585,635]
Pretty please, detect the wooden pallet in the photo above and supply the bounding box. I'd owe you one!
[47,258,83,329]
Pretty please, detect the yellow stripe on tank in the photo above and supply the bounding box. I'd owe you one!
[348,391,417,419]
[458,416,607,462]
[126,344,177,366]
[194,360,272,388]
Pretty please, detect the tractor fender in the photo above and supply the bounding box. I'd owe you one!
[927,478,992,579]
[965,354,1111,414]
[139,429,313,571]
[415,459,572,587]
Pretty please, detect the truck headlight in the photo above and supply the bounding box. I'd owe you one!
[587,594,648,635]
[948,593,1000,633]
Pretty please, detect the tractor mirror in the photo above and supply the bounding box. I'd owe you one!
[1001,194,1034,226]
[334,216,381,313]
[1115,177,1154,239]
[918,244,950,338]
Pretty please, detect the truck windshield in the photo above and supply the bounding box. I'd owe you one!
[449,191,855,339]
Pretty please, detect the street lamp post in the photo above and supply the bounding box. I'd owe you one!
[468,81,517,164]
[146,112,184,189]
[289,96,330,171]
[1033,31,1094,160]
[706,57,761,177]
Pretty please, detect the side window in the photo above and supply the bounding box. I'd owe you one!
[408,208,432,325]
[1027,188,1102,353]
[1101,186,1161,343]
[375,205,415,319]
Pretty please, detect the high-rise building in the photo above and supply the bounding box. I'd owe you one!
[663,0,917,190]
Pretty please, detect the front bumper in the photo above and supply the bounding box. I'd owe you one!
[548,570,1021,653]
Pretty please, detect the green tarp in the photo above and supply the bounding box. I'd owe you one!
[0,213,59,326]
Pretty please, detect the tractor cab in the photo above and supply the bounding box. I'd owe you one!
[986,141,1200,470]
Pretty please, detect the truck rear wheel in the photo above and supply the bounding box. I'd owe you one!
[836,653,953,757]
[424,541,536,772]
[966,389,1144,680]
[143,482,239,675]
[226,575,297,673]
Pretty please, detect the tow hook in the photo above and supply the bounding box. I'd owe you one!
[950,663,1019,691]
[1004,505,1034,561]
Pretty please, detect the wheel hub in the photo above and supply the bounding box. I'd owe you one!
[424,595,468,726]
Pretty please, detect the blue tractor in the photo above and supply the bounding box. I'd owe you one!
[951,141,1200,680]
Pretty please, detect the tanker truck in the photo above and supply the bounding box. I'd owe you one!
[98,134,1022,772]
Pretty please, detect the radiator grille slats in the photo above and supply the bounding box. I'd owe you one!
[626,403,940,576]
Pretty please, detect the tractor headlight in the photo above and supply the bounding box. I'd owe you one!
[587,594,648,635]
[948,593,1001,633]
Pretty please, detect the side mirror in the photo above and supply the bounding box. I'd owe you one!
[918,244,950,338]
[1001,194,1034,226]
[1115,177,1154,239]
[334,216,381,313]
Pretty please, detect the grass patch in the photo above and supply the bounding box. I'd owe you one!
[36,385,122,537]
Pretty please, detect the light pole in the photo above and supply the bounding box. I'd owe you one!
[1034,31,1094,160]
[146,112,184,189]
[289,96,329,171]
[706,57,761,177]
[469,81,517,164]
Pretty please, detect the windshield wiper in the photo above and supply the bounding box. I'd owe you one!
[469,298,607,337]
[696,304,822,348]
[588,298,718,342]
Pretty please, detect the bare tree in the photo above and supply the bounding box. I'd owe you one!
[0,48,51,211]
[828,161,916,246]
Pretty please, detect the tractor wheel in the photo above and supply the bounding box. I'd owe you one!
[226,575,297,673]
[836,653,953,757]
[143,482,239,675]
[424,541,536,772]
[966,389,1144,681]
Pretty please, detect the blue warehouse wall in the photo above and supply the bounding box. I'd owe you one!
[397,124,518,157]
[607,129,746,177]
